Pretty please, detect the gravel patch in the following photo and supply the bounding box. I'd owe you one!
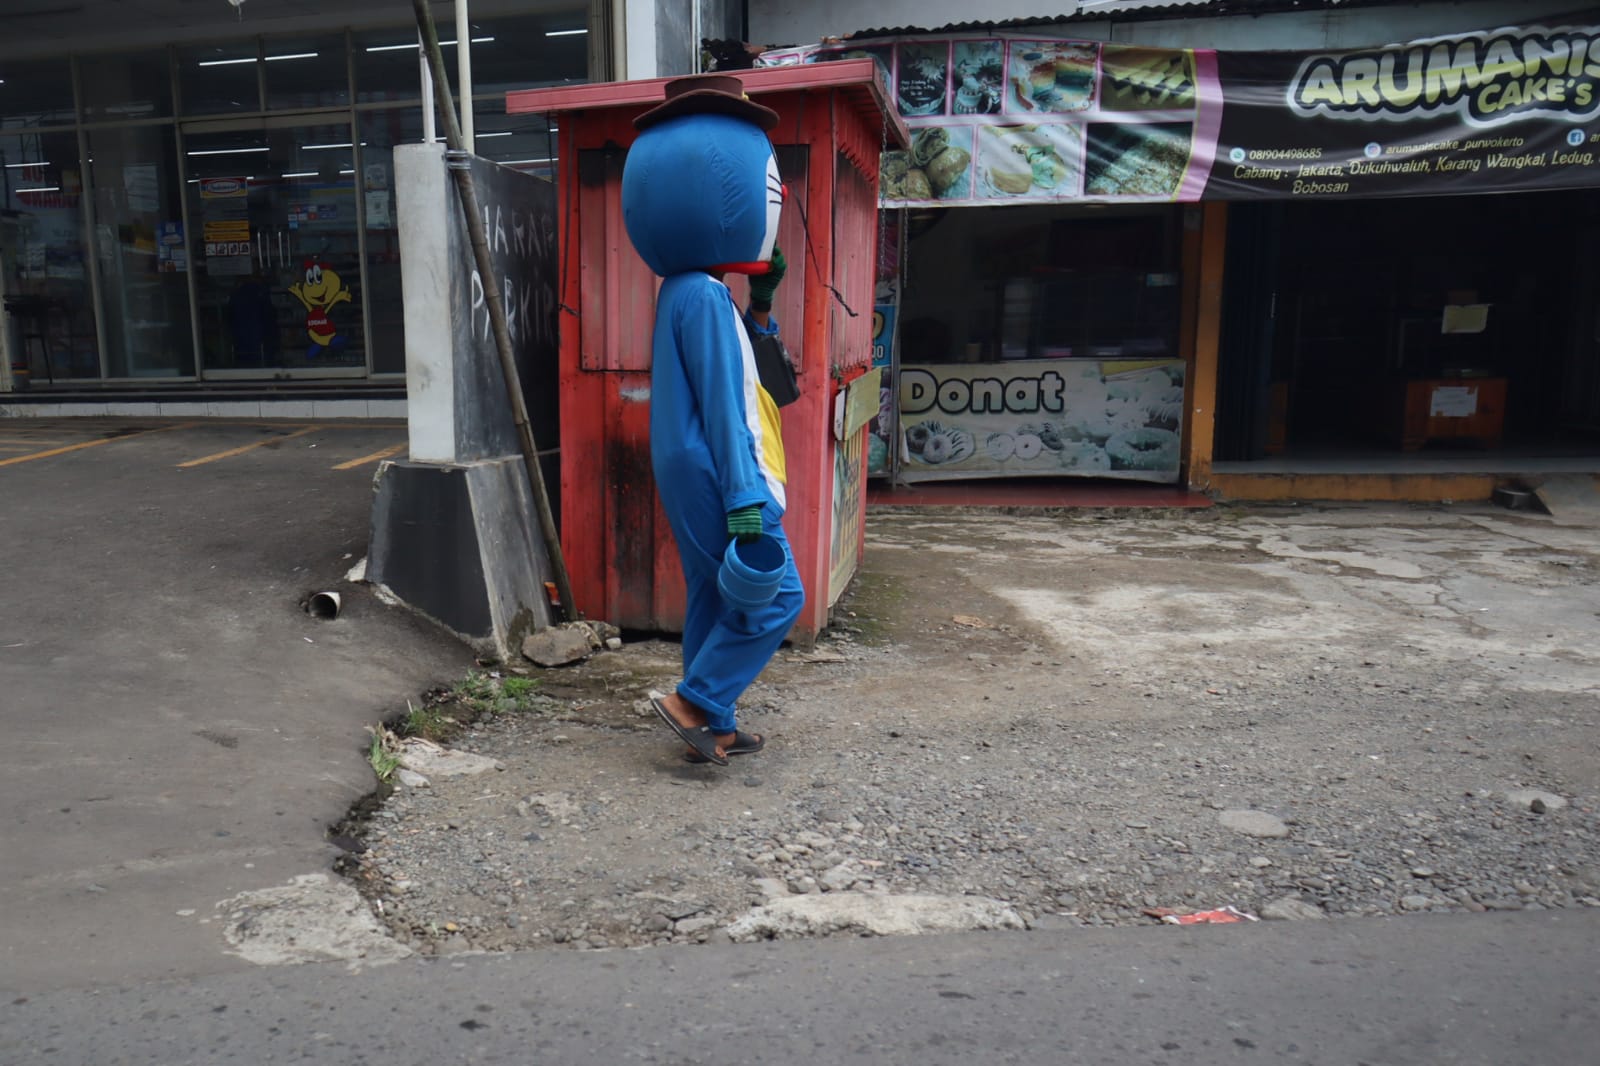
[337,506,1600,953]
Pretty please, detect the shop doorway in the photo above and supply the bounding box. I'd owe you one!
[1217,190,1600,465]
[182,115,366,378]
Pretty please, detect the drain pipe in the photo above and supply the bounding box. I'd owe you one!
[412,0,578,623]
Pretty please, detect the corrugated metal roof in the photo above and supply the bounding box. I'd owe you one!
[833,0,1405,42]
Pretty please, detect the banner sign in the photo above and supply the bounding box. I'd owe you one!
[829,431,866,604]
[758,11,1600,204]
[897,359,1186,483]
[868,303,896,476]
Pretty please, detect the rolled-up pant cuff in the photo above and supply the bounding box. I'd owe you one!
[676,682,737,735]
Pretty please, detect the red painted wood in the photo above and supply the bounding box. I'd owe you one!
[557,137,609,619]
[576,148,658,373]
[606,369,658,625]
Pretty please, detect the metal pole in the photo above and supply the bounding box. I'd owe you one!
[418,30,436,145]
[412,0,577,622]
[455,0,475,153]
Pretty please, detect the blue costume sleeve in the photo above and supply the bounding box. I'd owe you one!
[670,276,771,514]
[744,311,780,336]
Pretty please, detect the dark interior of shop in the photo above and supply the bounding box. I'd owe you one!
[898,204,1184,365]
[1219,190,1600,462]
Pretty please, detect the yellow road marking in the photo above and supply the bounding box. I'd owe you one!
[177,426,319,468]
[0,423,198,468]
[332,441,407,470]
[180,420,405,430]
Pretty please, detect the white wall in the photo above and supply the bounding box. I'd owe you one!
[394,143,459,464]
[750,1,1588,52]
[750,1,1087,46]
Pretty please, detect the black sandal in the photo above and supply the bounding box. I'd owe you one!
[651,696,729,766]
[683,729,764,764]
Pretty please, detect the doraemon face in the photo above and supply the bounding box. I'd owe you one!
[757,153,783,265]
[622,113,782,278]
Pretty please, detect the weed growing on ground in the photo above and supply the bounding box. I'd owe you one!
[402,698,457,741]
[501,675,538,701]
[384,672,547,751]
[366,727,401,781]
[457,669,500,704]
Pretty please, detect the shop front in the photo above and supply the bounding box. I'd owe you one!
[760,9,1600,498]
[0,9,586,393]
[758,32,1226,488]
[891,202,1190,483]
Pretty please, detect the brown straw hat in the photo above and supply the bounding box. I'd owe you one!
[634,73,779,131]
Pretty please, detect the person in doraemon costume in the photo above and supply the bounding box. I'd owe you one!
[621,74,804,767]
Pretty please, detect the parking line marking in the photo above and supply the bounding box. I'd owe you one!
[177,426,319,468]
[0,423,198,468]
[332,441,407,470]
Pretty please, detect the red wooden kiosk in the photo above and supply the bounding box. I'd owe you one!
[507,62,906,640]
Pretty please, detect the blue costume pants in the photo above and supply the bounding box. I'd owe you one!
[662,488,804,736]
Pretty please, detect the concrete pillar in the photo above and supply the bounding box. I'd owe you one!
[366,143,563,662]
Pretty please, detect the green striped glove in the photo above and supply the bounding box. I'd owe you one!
[747,246,786,312]
[727,505,763,543]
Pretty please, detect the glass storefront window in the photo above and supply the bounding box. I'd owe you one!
[184,119,364,374]
[470,106,557,177]
[178,42,261,116]
[470,13,588,97]
[352,11,585,104]
[352,28,445,105]
[0,58,76,129]
[79,50,174,122]
[264,35,350,112]
[355,106,560,377]
[3,10,588,386]
[87,125,194,377]
[358,107,420,374]
[0,130,98,380]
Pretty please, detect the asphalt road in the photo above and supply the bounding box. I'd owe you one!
[5,910,1595,1065]
[4,418,1597,1064]
[0,418,472,994]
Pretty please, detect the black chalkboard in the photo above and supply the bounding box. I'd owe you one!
[458,156,561,516]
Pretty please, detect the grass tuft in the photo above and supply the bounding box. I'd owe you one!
[366,726,401,781]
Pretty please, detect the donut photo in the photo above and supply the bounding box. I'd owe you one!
[904,420,976,466]
[1105,427,1179,471]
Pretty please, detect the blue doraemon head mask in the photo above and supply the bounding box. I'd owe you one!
[622,112,783,279]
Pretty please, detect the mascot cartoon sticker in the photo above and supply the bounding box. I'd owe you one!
[288,259,351,359]
[620,74,804,766]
